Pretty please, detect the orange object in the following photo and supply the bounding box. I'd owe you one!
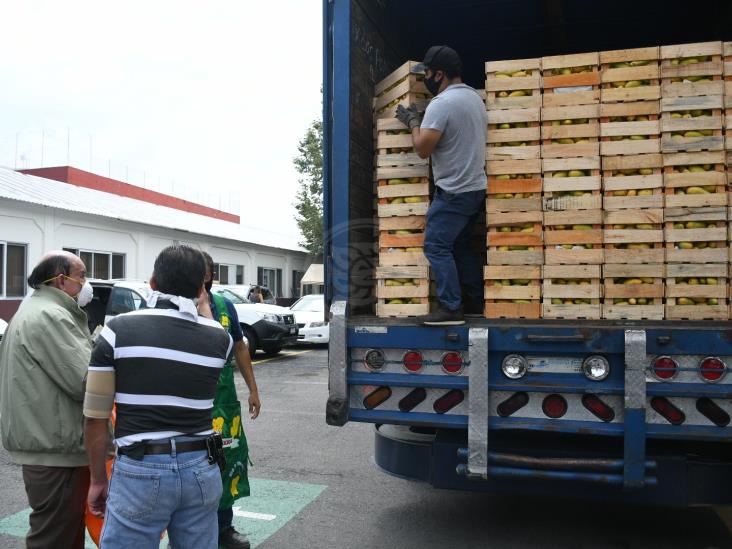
[85,457,114,546]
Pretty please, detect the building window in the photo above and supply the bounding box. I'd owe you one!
[212,262,244,285]
[0,242,27,298]
[257,267,282,297]
[292,270,305,298]
[63,249,125,279]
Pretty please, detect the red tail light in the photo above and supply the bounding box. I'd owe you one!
[699,357,726,382]
[402,351,424,373]
[398,388,427,412]
[442,352,464,375]
[650,396,685,425]
[696,398,730,427]
[497,392,529,417]
[581,394,615,422]
[652,356,678,380]
[363,387,391,409]
[433,389,464,414]
[542,394,568,419]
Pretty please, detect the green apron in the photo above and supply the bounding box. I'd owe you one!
[211,292,250,509]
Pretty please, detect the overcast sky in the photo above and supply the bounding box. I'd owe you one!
[0,1,322,249]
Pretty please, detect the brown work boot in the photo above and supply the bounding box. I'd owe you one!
[219,526,251,549]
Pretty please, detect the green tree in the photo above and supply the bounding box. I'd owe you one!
[293,120,323,254]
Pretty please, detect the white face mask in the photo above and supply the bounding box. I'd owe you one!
[76,281,94,308]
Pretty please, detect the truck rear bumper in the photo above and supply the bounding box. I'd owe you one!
[374,425,732,506]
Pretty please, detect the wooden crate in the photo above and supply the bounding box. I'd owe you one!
[603,153,664,210]
[660,42,724,87]
[600,47,661,103]
[485,58,542,110]
[484,265,541,318]
[603,208,664,264]
[375,265,430,317]
[663,150,727,208]
[602,263,665,320]
[542,52,600,107]
[374,61,431,119]
[664,206,728,263]
[542,264,602,319]
[378,214,428,265]
[541,104,600,158]
[544,209,603,265]
[660,95,724,153]
[375,118,429,180]
[486,210,544,266]
[487,108,541,161]
[666,262,729,320]
[599,100,661,156]
[542,156,602,211]
[486,158,542,213]
[376,179,429,218]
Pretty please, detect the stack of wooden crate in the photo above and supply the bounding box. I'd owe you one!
[483,58,543,318]
[600,47,665,320]
[373,62,432,317]
[660,42,729,319]
[725,42,732,291]
[540,52,602,319]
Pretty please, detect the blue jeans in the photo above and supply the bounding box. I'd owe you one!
[424,187,486,311]
[100,440,223,549]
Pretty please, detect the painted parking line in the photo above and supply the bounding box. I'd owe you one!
[0,477,326,549]
[252,349,313,366]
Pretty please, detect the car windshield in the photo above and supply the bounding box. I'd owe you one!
[213,288,251,304]
[291,295,324,312]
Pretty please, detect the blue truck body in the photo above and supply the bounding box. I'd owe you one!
[323,0,732,506]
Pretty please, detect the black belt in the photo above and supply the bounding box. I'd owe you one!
[118,438,208,457]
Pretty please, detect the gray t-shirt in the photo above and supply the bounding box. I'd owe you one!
[420,83,487,193]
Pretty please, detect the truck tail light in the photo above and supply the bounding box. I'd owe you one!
[364,349,386,371]
[696,398,730,427]
[699,357,726,382]
[402,351,423,373]
[433,390,464,414]
[650,397,685,425]
[542,394,568,419]
[581,394,615,422]
[497,392,529,417]
[442,352,464,375]
[652,356,678,380]
[398,388,427,412]
[363,387,391,409]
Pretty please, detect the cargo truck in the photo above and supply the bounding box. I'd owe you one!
[322,0,732,505]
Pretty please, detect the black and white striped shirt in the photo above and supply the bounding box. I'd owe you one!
[89,300,232,446]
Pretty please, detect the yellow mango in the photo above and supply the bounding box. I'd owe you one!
[625,279,643,285]
[708,298,719,305]
[508,90,527,97]
[639,168,653,176]
[684,131,704,138]
[686,186,709,195]
[568,170,586,177]
[676,297,695,305]
[685,221,706,229]
[635,224,654,230]
[572,225,593,230]
[637,189,653,196]
[404,196,425,203]
[678,242,694,249]
[389,197,404,204]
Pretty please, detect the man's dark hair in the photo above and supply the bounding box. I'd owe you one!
[201,251,215,276]
[152,245,205,299]
[27,254,72,289]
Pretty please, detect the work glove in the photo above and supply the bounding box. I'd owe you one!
[395,103,423,130]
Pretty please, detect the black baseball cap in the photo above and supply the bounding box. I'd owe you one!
[413,45,462,74]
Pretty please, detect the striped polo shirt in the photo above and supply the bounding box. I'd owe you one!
[89,299,233,446]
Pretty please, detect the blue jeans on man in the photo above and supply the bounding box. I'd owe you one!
[100,439,222,549]
[424,187,486,312]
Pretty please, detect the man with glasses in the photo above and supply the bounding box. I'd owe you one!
[0,250,93,549]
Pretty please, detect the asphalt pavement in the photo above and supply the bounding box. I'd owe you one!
[0,344,730,548]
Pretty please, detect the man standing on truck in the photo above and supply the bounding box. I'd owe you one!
[396,45,487,326]
[202,252,261,549]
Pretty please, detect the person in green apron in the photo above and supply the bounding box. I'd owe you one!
[201,252,261,549]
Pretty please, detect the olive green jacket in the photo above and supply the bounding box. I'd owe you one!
[0,286,92,466]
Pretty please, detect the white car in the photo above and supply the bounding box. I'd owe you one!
[290,294,329,344]
[0,317,7,342]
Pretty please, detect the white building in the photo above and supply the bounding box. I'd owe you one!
[0,165,309,320]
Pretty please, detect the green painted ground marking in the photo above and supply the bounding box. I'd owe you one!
[0,477,326,548]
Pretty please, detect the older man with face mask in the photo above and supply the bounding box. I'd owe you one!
[0,250,93,549]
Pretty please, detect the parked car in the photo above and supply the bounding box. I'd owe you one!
[219,284,277,305]
[290,294,329,344]
[0,317,7,342]
[86,279,298,356]
[210,285,297,355]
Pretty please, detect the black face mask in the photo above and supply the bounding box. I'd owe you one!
[424,72,442,96]
[205,280,213,292]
